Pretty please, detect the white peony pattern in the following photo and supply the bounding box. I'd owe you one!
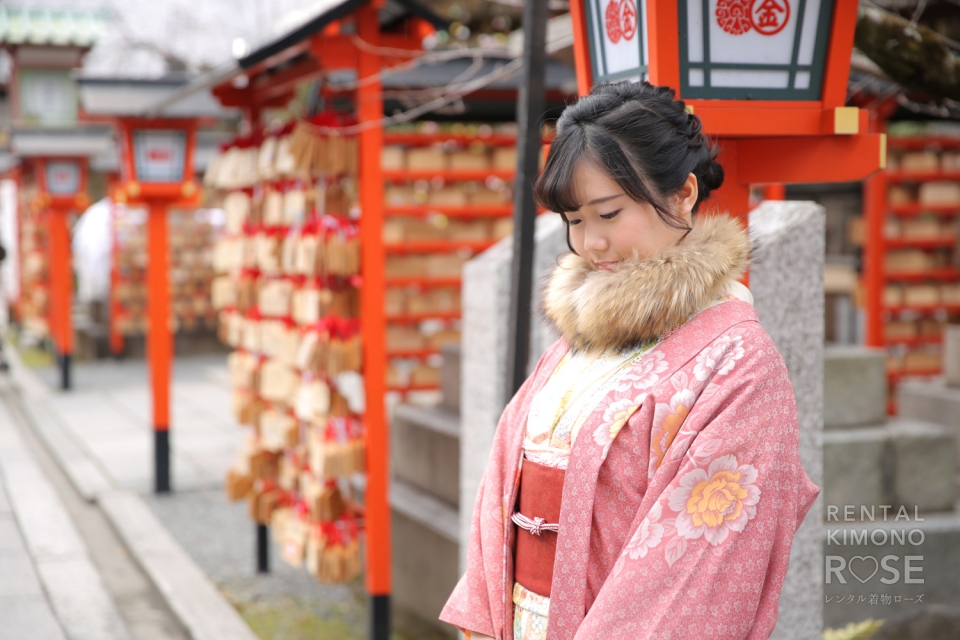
[624,501,665,559]
[693,333,745,382]
[592,395,643,459]
[614,350,668,394]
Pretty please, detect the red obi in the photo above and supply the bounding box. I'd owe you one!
[513,458,565,597]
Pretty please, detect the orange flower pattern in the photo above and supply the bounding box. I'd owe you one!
[649,387,696,475]
[668,454,761,546]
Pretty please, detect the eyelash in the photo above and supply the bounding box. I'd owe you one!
[568,209,621,226]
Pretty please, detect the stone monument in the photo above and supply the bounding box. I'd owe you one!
[459,213,564,568]
[749,200,825,640]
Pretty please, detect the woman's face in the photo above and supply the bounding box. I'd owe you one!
[566,161,698,271]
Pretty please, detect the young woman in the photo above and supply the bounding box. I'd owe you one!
[439,81,820,640]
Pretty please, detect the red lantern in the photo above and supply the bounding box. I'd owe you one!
[115,117,200,494]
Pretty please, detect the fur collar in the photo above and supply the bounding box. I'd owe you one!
[542,214,750,354]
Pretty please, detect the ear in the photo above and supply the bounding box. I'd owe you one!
[674,173,699,221]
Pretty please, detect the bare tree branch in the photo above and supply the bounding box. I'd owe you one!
[855,3,960,101]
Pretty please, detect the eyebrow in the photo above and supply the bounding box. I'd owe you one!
[584,194,623,206]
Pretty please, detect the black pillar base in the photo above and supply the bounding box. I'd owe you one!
[154,430,170,493]
[256,523,269,574]
[369,594,390,640]
[58,352,71,390]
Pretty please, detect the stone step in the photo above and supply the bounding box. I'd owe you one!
[823,425,889,513]
[440,343,461,415]
[823,418,958,516]
[390,480,459,639]
[824,345,887,429]
[391,404,460,507]
[390,479,459,543]
[898,380,960,462]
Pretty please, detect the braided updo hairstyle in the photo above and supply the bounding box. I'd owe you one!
[534,81,723,248]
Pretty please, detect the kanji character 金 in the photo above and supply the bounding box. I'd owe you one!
[755,0,786,28]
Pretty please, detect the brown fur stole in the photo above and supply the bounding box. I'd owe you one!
[542,214,750,354]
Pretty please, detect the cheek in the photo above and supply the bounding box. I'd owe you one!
[568,225,586,254]
[613,214,676,259]
[610,218,649,257]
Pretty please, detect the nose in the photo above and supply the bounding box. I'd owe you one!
[584,226,609,254]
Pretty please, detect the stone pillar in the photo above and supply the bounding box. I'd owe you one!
[459,214,565,567]
[749,201,825,640]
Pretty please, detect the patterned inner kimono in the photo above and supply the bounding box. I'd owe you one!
[513,282,754,639]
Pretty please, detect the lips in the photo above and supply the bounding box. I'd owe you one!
[595,260,622,271]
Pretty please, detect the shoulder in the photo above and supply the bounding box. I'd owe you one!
[690,323,797,446]
[689,319,792,408]
[693,308,787,380]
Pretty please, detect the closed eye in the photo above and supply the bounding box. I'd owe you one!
[567,219,582,226]
[600,209,621,220]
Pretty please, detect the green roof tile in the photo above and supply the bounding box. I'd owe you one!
[0,7,109,47]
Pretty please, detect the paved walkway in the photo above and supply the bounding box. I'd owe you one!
[13,352,448,640]
[33,354,239,493]
[0,472,65,639]
[0,392,130,640]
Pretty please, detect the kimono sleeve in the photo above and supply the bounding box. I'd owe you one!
[440,338,569,638]
[577,325,820,640]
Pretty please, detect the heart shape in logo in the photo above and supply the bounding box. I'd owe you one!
[848,556,879,584]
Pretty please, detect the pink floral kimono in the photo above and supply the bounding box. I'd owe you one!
[440,215,820,639]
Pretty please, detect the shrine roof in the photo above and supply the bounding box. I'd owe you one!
[0,7,109,48]
[238,0,449,70]
[77,74,237,118]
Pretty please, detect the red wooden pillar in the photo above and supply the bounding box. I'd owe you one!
[763,184,787,200]
[862,125,887,349]
[710,140,751,218]
[356,5,390,637]
[115,118,198,494]
[47,206,73,368]
[709,140,751,285]
[38,157,88,390]
[568,0,593,97]
[147,199,172,491]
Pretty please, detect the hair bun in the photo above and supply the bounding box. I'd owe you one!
[697,158,724,197]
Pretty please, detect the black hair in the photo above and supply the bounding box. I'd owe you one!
[534,81,724,254]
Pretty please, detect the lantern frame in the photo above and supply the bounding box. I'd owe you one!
[677,0,836,101]
[573,0,868,138]
[116,117,199,203]
[583,0,648,84]
[35,156,90,210]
